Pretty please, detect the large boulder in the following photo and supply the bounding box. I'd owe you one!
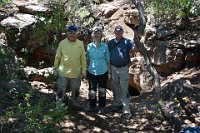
[129,56,153,92]
[147,40,185,75]
[1,13,38,51]
[0,12,53,64]
[1,13,37,29]
[99,4,119,18]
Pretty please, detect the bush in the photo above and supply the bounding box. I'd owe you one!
[0,89,69,132]
[146,0,199,20]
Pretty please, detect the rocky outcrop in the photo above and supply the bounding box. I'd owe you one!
[0,4,54,65]
[147,40,185,75]
[159,79,199,131]
[99,4,119,18]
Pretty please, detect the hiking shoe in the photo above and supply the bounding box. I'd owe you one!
[121,113,132,119]
[97,107,105,114]
[69,99,83,110]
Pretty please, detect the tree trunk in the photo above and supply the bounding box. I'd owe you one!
[132,0,161,98]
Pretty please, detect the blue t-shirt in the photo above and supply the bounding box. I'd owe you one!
[108,37,134,67]
[87,42,110,75]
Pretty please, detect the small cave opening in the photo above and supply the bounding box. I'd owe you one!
[128,86,140,96]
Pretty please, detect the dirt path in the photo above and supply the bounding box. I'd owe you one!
[58,68,200,133]
[59,81,172,133]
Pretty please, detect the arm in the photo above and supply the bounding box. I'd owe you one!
[128,40,137,57]
[54,44,61,70]
[105,44,111,74]
[80,44,87,75]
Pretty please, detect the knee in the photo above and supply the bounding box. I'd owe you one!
[89,90,96,99]
[98,87,106,97]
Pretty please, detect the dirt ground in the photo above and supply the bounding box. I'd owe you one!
[54,67,200,133]
[58,84,171,133]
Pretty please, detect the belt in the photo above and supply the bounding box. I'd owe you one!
[112,64,127,68]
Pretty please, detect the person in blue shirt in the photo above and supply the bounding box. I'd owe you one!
[108,25,136,119]
[86,27,111,113]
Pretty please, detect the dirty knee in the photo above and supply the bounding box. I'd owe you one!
[89,90,96,99]
[99,87,106,97]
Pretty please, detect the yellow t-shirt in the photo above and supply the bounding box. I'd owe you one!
[54,38,86,78]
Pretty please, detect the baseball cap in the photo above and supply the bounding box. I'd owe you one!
[115,25,123,32]
[92,27,103,34]
[67,25,77,32]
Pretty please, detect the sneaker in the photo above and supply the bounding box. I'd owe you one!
[121,113,132,119]
[70,99,83,110]
[97,107,105,114]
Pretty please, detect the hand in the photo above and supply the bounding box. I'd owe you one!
[53,69,59,79]
[108,73,112,80]
[81,73,87,81]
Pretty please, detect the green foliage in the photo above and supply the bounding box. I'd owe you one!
[76,6,90,19]
[146,0,199,20]
[44,4,69,33]
[83,17,95,26]
[1,89,68,132]
[0,45,23,80]
[0,0,10,7]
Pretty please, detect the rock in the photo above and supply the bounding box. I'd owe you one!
[110,8,124,20]
[129,57,143,92]
[185,48,200,67]
[156,29,176,40]
[1,13,53,62]
[23,67,54,82]
[185,40,200,67]
[99,4,118,18]
[0,10,8,21]
[129,56,153,92]
[123,9,139,25]
[161,79,193,101]
[18,4,51,15]
[1,13,36,29]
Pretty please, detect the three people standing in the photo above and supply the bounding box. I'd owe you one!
[54,24,135,120]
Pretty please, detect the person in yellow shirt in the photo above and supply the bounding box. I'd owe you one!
[54,25,87,110]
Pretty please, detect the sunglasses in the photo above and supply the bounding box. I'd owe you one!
[68,31,77,34]
[93,31,102,34]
